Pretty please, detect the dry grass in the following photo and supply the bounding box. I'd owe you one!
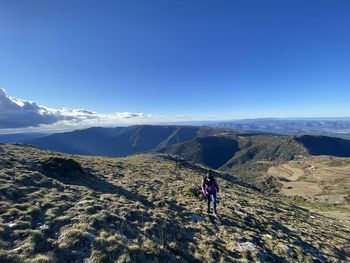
[268,156,350,224]
[0,144,349,262]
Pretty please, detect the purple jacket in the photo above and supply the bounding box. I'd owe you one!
[201,178,219,196]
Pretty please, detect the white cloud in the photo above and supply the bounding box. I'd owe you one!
[0,88,71,129]
[0,88,226,134]
[0,88,156,132]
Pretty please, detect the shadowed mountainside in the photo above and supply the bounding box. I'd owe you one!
[157,133,350,192]
[0,144,349,262]
[25,126,233,157]
[158,136,240,169]
[26,126,350,163]
[295,135,350,157]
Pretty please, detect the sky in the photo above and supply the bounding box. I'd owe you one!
[0,0,350,132]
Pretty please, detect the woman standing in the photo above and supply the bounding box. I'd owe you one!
[201,172,219,215]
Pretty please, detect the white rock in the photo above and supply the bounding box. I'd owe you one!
[39,224,49,230]
[237,242,257,251]
[235,210,245,216]
[11,247,22,253]
[8,223,17,228]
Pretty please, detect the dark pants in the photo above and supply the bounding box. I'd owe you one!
[206,193,217,213]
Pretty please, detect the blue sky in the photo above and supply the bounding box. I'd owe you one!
[0,0,350,130]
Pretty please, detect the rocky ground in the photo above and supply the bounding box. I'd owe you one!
[0,144,349,262]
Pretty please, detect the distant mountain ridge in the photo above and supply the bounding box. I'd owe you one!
[26,125,239,157]
[0,133,49,143]
[25,124,350,165]
[24,125,350,191]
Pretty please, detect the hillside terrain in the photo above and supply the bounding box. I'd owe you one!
[268,156,350,223]
[0,144,349,262]
[158,133,350,190]
[23,125,350,193]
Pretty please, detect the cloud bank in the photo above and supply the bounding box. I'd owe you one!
[0,88,153,132]
[0,88,223,133]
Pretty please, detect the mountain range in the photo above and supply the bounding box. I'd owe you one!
[21,125,350,192]
[24,125,257,157]
[25,125,350,162]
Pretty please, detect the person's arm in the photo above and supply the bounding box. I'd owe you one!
[201,179,207,195]
[215,179,219,193]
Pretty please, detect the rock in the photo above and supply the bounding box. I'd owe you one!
[235,209,245,216]
[38,224,49,230]
[11,247,22,253]
[191,214,204,222]
[237,242,257,251]
[8,223,17,228]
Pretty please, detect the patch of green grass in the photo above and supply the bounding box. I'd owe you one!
[89,231,126,263]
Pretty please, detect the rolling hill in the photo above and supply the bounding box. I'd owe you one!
[157,133,350,192]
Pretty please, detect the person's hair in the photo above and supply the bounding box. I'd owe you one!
[203,171,214,181]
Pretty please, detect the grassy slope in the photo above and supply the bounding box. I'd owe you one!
[0,144,349,263]
[267,156,350,223]
[158,136,240,169]
[158,135,309,192]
